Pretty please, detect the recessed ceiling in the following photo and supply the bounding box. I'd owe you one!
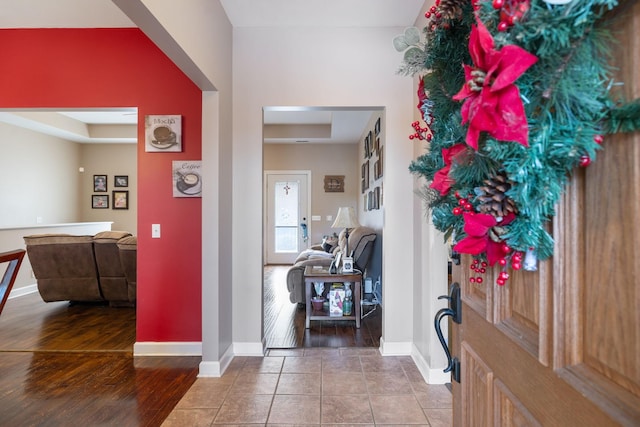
[0,108,138,144]
[58,110,138,125]
[264,107,379,144]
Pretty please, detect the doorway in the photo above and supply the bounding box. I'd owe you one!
[261,106,384,349]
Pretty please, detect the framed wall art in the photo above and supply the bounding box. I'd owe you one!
[92,194,109,209]
[324,175,345,193]
[114,175,128,187]
[364,133,370,158]
[112,190,129,210]
[173,160,202,197]
[145,115,182,152]
[93,175,107,192]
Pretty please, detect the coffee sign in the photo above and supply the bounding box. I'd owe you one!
[145,115,182,152]
[172,160,202,198]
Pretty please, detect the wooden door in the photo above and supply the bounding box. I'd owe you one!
[450,3,640,426]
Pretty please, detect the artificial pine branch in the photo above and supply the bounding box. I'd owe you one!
[397,0,640,264]
[604,99,640,133]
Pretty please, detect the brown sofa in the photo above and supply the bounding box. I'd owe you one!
[24,231,137,306]
[286,226,377,304]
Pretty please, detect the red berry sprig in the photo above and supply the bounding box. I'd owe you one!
[492,0,530,32]
[579,155,592,167]
[578,134,603,167]
[452,191,475,216]
[469,259,488,284]
[495,249,524,286]
[409,121,432,141]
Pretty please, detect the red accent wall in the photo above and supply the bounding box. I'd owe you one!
[1,28,202,342]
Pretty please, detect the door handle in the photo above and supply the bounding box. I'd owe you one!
[434,282,461,383]
[300,219,308,241]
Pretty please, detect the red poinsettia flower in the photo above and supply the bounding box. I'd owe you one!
[453,212,515,265]
[452,19,538,150]
[430,144,467,196]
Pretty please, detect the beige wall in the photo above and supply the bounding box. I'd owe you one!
[0,122,137,234]
[80,143,137,234]
[356,111,384,285]
[0,122,81,226]
[264,143,358,243]
[231,25,417,351]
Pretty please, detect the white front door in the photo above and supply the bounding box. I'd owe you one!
[265,172,310,264]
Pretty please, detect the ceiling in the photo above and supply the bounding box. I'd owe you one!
[1,0,423,144]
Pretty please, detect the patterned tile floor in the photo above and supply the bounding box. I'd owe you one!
[162,347,452,426]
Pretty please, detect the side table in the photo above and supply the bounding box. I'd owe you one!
[303,265,361,329]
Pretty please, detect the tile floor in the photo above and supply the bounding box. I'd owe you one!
[162,347,452,426]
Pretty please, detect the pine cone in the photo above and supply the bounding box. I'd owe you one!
[438,0,466,20]
[477,171,518,218]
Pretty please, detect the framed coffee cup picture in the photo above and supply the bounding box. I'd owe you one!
[173,160,202,198]
[145,115,182,152]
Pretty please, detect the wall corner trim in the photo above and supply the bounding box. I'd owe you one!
[379,337,412,356]
[411,344,451,384]
[199,345,234,377]
[233,341,265,356]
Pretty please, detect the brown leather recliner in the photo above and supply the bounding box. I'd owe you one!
[93,231,132,306]
[24,234,104,303]
[286,226,377,304]
[116,235,137,304]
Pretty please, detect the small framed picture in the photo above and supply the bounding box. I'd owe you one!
[364,133,370,159]
[324,175,345,193]
[114,175,128,187]
[363,161,370,190]
[112,190,129,210]
[92,194,109,209]
[93,175,107,192]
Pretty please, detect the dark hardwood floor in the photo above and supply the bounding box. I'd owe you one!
[263,265,382,349]
[0,268,381,426]
[0,293,199,427]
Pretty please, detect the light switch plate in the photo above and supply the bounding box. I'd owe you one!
[152,224,161,238]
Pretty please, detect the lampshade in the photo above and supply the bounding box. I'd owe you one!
[331,207,359,229]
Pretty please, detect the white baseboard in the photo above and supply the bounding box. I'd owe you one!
[411,344,451,384]
[233,341,265,356]
[379,337,412,355]
[9,284,38,299]
[133,341,202,356]
[199,345,234,377]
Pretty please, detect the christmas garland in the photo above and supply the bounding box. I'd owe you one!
[395,0,640,285]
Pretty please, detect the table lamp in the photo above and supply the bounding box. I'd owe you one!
[331,207,359,272]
